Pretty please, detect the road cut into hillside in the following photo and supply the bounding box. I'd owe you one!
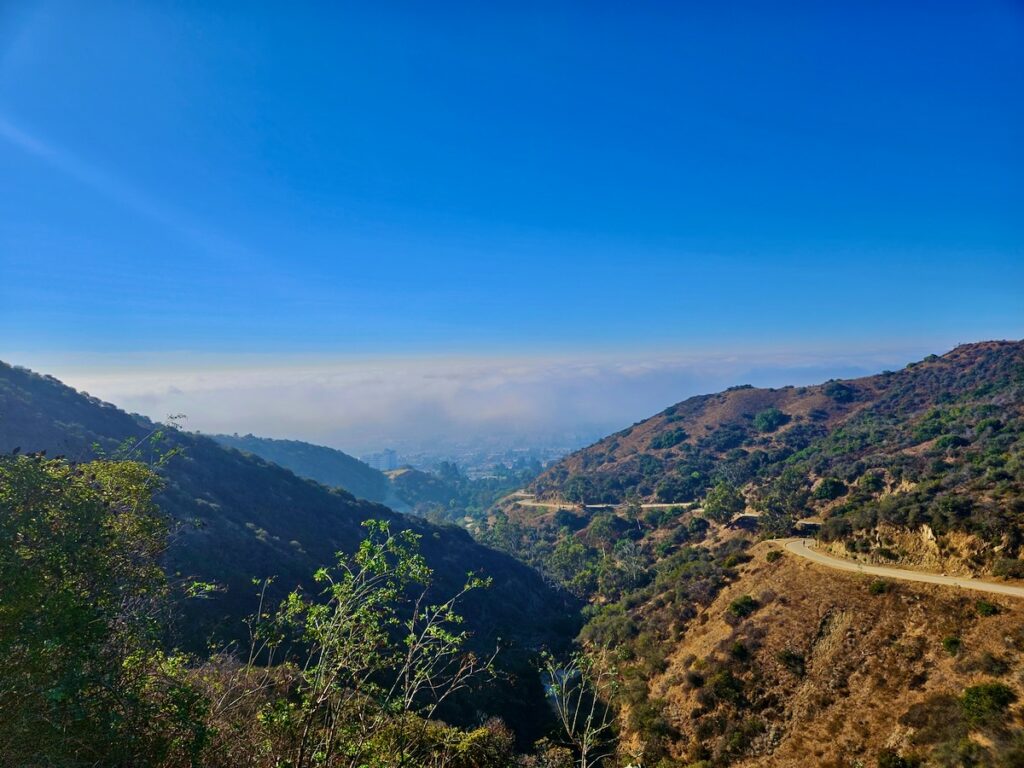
[777,537,1024,599]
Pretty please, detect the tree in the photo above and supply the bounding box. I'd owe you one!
[587,512,619,553]
[437,460,463,485]
[756,468,809,537]
[548,536,596,596]
[564,475,593,506]
[823,381,855,403]
[612,538,646,586]
[623,495,643,533]
[813,477,847,500]
[960,682,1017,727]
[703,481,745,524]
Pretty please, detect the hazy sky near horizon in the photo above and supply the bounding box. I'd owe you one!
[9,340,978,453]
[1,2,1022,449]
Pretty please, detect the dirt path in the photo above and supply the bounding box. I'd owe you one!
[777,538,1024,599]
[509,494,689,511]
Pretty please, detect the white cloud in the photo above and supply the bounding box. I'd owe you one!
[27,342,940,455]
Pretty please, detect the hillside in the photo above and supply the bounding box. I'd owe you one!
[477,341,1024,765]
[386,465,459,505]
[210,432,397,506]
[0,360,578,739]
[635,542,1024,766]
[526,341,1024,572]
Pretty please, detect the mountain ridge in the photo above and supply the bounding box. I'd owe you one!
[531,340,1023,532]
[209,432,404,508]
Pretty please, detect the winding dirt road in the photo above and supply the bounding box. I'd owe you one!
[507,493,692,512]
[777,538,1024,599]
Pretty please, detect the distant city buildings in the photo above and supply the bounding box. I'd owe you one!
[358,433,595,476]
[361,448,399,471]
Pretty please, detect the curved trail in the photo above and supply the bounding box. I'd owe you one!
[507,493,696,511]
[776,538,1024,599]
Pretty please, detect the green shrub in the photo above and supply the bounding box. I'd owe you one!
[975,600,999,617]
[0,456,192,766]
[869,579,891,595]
[765,549,782,563]
[753,408,790,433]
[728,595,759,618]
[579,604,637,647]
[992,558,1024,579]
[777,648,805,676]
[975,417,1003,434]
[729,641,750,661]
[627,697,673,739]
[707,669,744,704]
[858,472,885,493]
[877,749,922,768]
[724,717,765,755]
[942,636,962,656]
[650,428,688,450]
[722,552,751,568]
[824,381,856,403]
[935,434,969,450]
[553,508,583,530]
[960,682,1017,727]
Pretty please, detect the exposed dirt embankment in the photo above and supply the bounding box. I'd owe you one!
[821,523,1022,579]
[638,543,1024,767]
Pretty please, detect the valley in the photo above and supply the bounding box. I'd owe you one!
[4,6,1019,765]
[3,339,1023,767]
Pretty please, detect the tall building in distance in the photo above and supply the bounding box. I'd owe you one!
[360,448,399,471]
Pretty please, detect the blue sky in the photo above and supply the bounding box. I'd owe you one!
[0,2,1022,448]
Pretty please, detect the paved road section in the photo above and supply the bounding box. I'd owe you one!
[777,538,1024,599]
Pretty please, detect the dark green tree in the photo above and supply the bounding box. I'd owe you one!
[756,468,809,537]
[703,481,746,524]
[753,408,790,433]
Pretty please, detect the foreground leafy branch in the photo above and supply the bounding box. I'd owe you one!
[542,650,618,768]
[242,520,497,768]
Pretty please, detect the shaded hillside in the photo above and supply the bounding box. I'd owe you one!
[206,434,543,524]
[388,462,548,525]
[387,465,459,506]
[211,433,392,505]
[0,361,579,739]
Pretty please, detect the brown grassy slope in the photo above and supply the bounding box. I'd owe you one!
[640,543,1024,766]
[531,339,1024,505]
[530,369,876,501]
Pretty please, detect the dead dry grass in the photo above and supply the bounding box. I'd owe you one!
[643,543,1024,766]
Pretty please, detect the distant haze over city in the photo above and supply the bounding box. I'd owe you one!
[14,341,963,461]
